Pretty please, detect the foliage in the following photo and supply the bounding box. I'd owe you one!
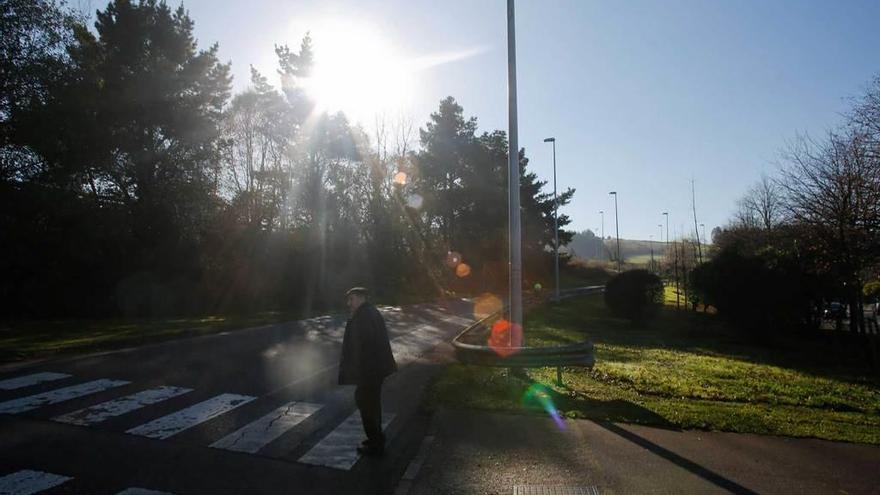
[603,269,663,323]
[704,73,880,336]
[691,232,824,335]
[0,1,575,319]
[430,295,880,444]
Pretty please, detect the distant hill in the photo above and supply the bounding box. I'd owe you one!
[566,230,667,262]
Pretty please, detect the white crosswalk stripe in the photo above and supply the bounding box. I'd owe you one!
[210,401,322,453]
[0,379,130,414]
[54,386,193,426]
[126,393,255,440]
[0,469,72,495]
[299,411,395,470]
[115,488,176,495]
[0,372,71,391]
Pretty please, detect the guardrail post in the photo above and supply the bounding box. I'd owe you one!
[556,366,563,386]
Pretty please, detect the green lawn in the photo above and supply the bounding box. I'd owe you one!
[624,254,655,264]
[430,295,880,444]
[0,311,305,364]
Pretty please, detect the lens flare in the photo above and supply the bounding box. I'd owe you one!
[445,251,462,268]
[523,383,566,430]
[393,171,407,185]
[487,319,522,357]
[455,263,471,278]
[473,293,503,319]
[406,193,423,209]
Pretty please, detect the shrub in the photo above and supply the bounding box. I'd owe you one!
[604,269,664,323]
[690,249,823,334]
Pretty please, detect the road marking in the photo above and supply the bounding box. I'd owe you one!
[402,435,435,480]
[0,372,71,391]
[210,401,323,454]
[54,386,193,426]
[0,379,130,414]
[115,488,176,495]
[126,393,255,440]
[0,469,72,495]
[299,411,394,470]
[395,435,436,495]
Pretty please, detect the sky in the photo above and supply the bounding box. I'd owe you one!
[143,0,880,241]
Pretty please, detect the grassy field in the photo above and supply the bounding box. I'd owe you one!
[429,294,880,444]
[0,311,306,364]
[624,254,655,265]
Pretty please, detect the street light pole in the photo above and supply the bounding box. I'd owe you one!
[506,0,522,346]
[544,137,559,302]
[658,224,664,274]
[662,212,669,254]
[609,191,620,272]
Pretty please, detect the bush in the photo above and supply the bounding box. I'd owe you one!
[690,249,824,334]
[604,269,664,323]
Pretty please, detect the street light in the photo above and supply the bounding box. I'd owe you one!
[658,223,664,272]
[543,137,559,302]
[506,0,522,345]
[609,191,620,272]
[662,212,669,253]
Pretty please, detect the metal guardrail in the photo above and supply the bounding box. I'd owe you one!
[451,286,604,383]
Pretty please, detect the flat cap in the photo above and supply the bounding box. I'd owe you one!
[346,287,369,297]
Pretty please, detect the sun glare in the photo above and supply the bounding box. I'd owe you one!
[301,20,414,122]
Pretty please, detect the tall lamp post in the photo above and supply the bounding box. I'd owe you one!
[506,0,522,345]
[609,191,620,272]
[658,224,664,272]
[662,212,669,254]
[543,137,559,302]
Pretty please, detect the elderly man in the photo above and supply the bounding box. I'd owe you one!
[339,287,397,456]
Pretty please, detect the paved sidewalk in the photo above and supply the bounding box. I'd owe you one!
[405,409,880,495]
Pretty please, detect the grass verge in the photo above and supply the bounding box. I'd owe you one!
[429,294,880,444]
[0,311,305,364]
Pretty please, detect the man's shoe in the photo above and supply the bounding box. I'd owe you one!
[357,444,384,456]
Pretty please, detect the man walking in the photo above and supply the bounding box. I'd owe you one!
[339,287,397,456]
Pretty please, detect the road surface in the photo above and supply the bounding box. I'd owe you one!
[0,300,476,495]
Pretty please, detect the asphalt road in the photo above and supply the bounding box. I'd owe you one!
[0,300,477,495]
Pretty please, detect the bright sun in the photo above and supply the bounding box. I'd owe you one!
[300,20,414,123]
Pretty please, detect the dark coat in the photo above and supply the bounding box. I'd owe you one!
[338,303,397,385]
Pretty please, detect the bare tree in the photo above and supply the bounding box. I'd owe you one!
[849,75,880,161]
[737,174,785,231]
[779,130,880,333]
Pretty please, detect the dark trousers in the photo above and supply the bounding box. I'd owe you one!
[355,379,385,447]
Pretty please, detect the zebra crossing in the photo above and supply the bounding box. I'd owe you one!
[0,371,398,476]
[0,469,172,495]
[0,306,474,493]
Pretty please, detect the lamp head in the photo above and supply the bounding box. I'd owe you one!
[543,137,555,143]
